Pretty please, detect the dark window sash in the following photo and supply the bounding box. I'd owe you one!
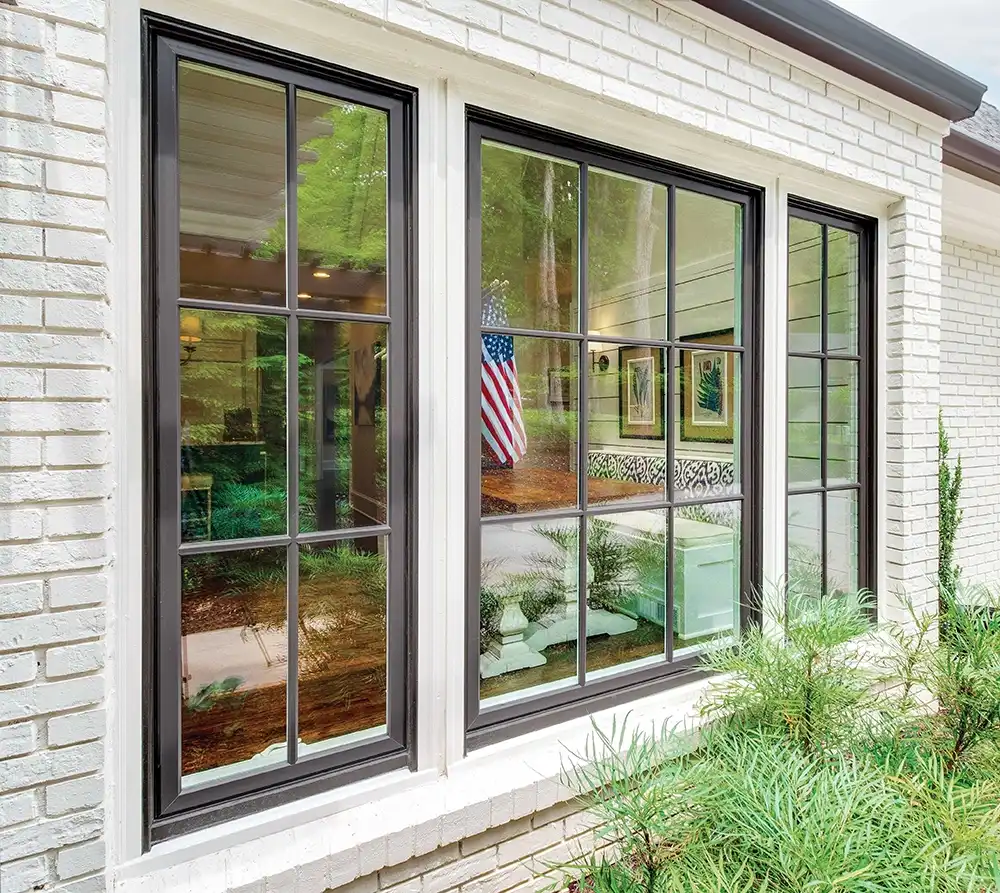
[464,109,764,748]
[143,14,416,845]
[785,197,877,607]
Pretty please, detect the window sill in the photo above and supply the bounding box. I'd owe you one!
[114,673,712,893]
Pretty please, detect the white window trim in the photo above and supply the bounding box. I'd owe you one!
[108,0,896,880]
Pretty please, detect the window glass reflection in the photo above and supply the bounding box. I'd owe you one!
[178,62,287,307]
[481,141,579,333]
[299,321,387,532]
[479,519,580,707]
[298,539,387,756]
[180,310,287,543]
[181,548,287,787]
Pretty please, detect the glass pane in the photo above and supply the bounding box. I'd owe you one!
[298,539,387,755]
[181,548,287,787]
[299,321,387,532]
[178,62,286,307]
[827,227,859,355]
[788,216,822,352]
[827,490,859,596]
[480,335,579,516]
[479,518,579,707]
[787,356,822,489]
[675,346,740,500]
[587,168,667,341]
[480,141,579,333]
[295,92,388,315]
[675,190,742,343]
[787,492,823,599]
[180,310,287,543]
[827,360,859,485]
[587,345,665,507]
[585,509,667,679]
[673,501,741,657]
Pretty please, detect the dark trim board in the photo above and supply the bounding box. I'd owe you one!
[692,0,985,122]
[943,130,1000,190]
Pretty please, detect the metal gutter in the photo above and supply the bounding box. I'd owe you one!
[692,0,986,122]
[943,130,1000,190]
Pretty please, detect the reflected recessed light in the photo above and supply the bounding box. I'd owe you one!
[297,292,311,299]
[312,270,330,279]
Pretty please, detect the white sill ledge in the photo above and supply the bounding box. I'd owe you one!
[113,674,712,893]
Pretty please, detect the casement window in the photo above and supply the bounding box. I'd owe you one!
[145,18,414,840]
[786,201,876,604]
[465,112,762,745]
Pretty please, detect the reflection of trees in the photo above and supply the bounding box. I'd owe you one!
[259,102,387,271]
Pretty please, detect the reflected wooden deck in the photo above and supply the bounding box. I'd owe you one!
[481,467,661,514]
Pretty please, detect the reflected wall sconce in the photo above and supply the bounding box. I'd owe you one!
[179,314,202,365]
[588,331,610,373]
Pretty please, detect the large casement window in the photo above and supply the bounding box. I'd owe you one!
[786,201,875,603]
[465,112,762,744]
[145,19,414,839]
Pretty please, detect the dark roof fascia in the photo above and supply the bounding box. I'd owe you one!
[943,131,1000,190]
[691,0,985,122]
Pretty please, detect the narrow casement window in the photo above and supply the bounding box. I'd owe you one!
[465,112,763,746]
[786,201,875,606]
[145,19,414,841]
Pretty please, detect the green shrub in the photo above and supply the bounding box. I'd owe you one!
[560,590,1000,893]
[939,411,963,605]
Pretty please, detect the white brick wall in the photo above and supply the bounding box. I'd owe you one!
[0,1,109,892]
[941,237,1000,585]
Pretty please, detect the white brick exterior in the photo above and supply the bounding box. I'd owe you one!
[0,1,109,891]
[0,0,957,889]
[941,237,1000,585]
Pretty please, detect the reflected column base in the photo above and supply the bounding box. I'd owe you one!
[524,607,637,652]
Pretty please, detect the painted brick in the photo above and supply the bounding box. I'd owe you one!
[47,503,108,538]
[0,673,102,723]
[45,228,108,263]
[0,720,37,758]
[0,651,39,686]
[0,153,43,187]
[45,160,106,198]
[0,368,44,399]
[47,707,105,746]
[55,23,106,63]
[0,437,41,468]
[53,92,106,131]
[0,221,44,256]
[56,838,105,880]
[46,774,104,816]
[0,809,103,862]
[46,640,104,678]
[0,294,43,327]
[49,573,108,608]
[45,434,111,467]
[0,790,39,826]
[0,741,102,793]
[0,856,48,893]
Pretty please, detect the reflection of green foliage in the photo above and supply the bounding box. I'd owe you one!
[211,482,287,541]
[186,676,244,712]
[260,103,387,271]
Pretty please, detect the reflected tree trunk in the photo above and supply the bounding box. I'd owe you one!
[539,160,558,369]
[633,181,655,324]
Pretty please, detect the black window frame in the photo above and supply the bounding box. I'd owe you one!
[464,108,764,749]
[785,197,877,608]
[142,13,417,844]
